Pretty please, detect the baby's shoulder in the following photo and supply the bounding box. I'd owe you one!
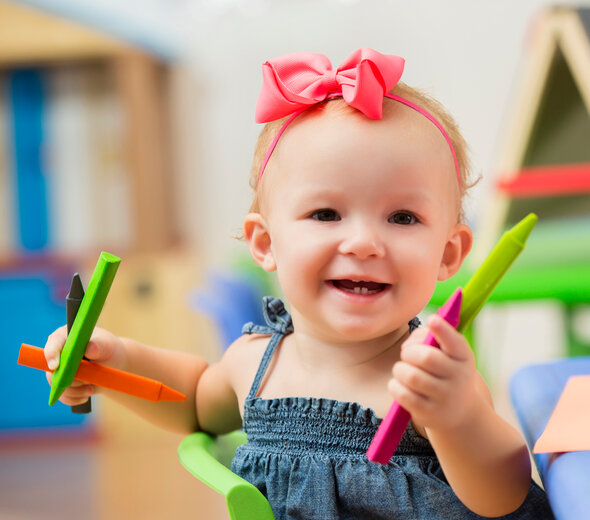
[223,332,270,362]
[220,332,272,396]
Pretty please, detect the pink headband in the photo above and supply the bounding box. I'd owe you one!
[255,48,461,186]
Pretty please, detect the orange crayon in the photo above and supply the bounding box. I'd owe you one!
[18,344,185,403]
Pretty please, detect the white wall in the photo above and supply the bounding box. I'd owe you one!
[177,0,585,263]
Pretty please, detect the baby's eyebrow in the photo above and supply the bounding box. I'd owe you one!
[292,187,343,202]
[374,188,437,206]
[396,192,437,204]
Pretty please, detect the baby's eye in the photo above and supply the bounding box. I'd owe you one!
[310,209,341,222]
[388,212,417,225]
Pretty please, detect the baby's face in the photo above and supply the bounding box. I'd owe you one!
[254,103,468,343]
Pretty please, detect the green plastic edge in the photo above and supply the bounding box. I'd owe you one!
[178,431,275,520]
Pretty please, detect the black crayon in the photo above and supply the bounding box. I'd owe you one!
[67,273,91,414]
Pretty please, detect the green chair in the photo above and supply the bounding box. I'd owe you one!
[178,431,275,520]
[429,260,590,359]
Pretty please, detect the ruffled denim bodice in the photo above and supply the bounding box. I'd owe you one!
[231,297,553,520]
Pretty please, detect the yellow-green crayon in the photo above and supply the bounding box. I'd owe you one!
[458,213,537,333]
[49,252,121,406]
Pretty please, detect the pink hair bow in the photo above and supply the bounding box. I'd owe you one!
[255,48,405,123]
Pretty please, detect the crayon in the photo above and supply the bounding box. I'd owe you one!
[67,273,91,414]
[366,213,538,464]
[66,274,85,335]
[366,288,463,464]
[48,252,121,406]
[19,344,186,402]
[458,213,537,332]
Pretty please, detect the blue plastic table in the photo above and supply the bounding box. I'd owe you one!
[510,357,590,520]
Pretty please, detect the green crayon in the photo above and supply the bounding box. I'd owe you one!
[49,252,121,406]
[458,213,537,333]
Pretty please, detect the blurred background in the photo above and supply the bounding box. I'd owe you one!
[1,0,590,518]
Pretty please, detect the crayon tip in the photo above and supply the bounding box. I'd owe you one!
[100,251,122,264]
[67,273,85,301]
[507,213,537,247]
[159,385,186,402]
[48,385,62,406]
[438,288,463,328]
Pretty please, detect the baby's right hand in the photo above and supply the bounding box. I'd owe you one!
[44,326,126,406]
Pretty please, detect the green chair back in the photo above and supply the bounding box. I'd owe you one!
[178,431,275,520]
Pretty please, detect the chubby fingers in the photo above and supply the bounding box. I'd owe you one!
[398,316,473,377]
[45,370,95,405]
[425,314,473,363]
[390,317,477,428]
[44,325,68,370]
[392,317,472,391]
[44,326,114,369]
[80,327,116,363]
[387,362,439,420]
[43,325,109,405]
[391,344,449,400]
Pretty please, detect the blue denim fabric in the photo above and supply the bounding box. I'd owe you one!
[232,297,554,520]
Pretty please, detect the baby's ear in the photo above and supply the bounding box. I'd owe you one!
[243,213,277,272]
[438,223,473,281]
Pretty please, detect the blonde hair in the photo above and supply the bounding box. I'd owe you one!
[248,82,475,222]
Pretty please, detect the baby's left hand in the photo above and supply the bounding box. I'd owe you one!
[388,315,477,431]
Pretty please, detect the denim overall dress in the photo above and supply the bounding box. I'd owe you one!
[231,297,554,520]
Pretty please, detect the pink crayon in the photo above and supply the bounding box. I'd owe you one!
[366,287,463,464]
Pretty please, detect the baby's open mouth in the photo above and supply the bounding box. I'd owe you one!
[330,279,389,295]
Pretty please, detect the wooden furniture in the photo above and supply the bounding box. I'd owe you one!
[0,0,176,256]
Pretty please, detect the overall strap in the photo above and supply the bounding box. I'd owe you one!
[245,330,285,400]
[243,297,293,400]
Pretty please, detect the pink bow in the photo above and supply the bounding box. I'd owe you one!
[255,48,405,123]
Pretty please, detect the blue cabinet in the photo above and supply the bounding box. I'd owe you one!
[1,268,88,431]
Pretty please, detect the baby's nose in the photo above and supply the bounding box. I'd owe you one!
[338,223,385,259]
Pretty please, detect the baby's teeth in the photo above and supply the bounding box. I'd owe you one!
[361,287,368,294]
[353,286,361,294]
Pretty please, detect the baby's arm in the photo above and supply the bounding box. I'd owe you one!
[197,333,266,433]
[44,326,240,434]
[389,317,531,517]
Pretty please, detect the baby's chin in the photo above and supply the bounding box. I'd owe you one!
[316,317,412,345]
